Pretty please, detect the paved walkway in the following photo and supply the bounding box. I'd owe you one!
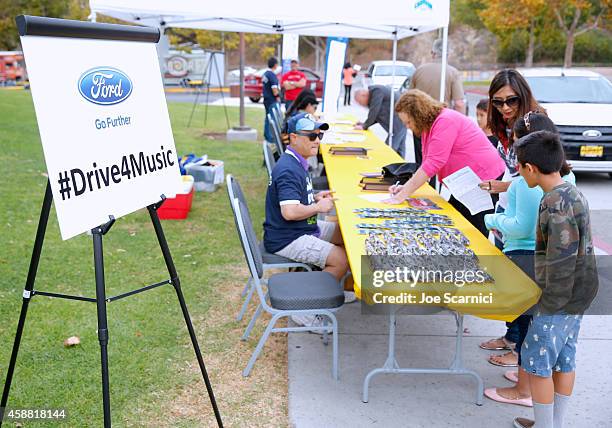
[288,306,612,427]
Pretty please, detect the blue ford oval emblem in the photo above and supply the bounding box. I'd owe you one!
[78,67,133,105]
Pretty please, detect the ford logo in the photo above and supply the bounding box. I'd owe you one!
[78,67,133,105]
[582,129,602,138]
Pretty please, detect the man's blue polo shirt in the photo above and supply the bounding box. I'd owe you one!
[263,147,319,253]
[262,69,279,104]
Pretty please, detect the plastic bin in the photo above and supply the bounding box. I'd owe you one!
[158,176,195,220]
[185,160,224,192]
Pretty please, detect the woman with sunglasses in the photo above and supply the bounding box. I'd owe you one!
[478,69,544,210]
[385,89,505,236]
[478,70,545,363]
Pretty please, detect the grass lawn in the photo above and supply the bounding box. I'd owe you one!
[0,90,288,427]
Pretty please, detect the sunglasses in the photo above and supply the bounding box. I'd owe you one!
[297,131,324,141]
[491,96,520,109]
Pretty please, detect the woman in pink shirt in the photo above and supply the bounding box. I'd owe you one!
[386,89,505,236]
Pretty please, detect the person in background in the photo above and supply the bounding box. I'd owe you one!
[281,59,307,111]
[342,62,355,106]
[262,57,281,144]
[283,89,319,130]
[385,89,505,235]
[478,69,545,367]
[483,112,575,409]
[476,98,499,148]
[512,131,597,428]
[409,39,466,166]
[354,85,407,158]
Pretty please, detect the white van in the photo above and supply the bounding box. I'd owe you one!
[365,60,416,90]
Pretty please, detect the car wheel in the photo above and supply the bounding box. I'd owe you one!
[249,97,260,103]
[609,172,612,179]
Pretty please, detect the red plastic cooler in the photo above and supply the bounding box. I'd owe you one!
[157,176,195,220]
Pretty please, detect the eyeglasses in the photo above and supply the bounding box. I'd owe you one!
[297,131,324,141]
[491,96,520,109]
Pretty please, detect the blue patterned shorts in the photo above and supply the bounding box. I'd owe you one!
[520,312,582,378]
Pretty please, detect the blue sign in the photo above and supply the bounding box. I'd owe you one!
[78,67,133,105]
[415,0,433,10]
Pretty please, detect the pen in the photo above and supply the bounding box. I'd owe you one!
[390,180,400,199]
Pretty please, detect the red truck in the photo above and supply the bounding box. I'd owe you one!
[244,67,324,103]
[0,52,27,85]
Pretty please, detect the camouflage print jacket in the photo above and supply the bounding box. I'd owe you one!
[535,182,598,314]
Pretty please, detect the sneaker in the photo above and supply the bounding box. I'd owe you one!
[344,291,356,304]
[307,315,332,335]
[513,417,534,428]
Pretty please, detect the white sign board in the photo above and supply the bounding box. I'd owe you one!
[281,34,300,72]
[20,35,182,240]
[322,38,347,117]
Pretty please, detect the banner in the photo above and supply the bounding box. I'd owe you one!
[20,35,182,240]
[281,34,300,72]
[321,37,348,117]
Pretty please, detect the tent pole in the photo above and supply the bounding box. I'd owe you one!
[239,32,245,128]
[439,26,448,103]
[388,29,397,149]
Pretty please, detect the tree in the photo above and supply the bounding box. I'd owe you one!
[301,37,326,74]
[550,0,610,67]
[479,0,547,67]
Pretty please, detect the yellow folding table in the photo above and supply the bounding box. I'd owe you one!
[320,116,541,404]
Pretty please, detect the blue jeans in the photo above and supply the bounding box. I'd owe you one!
[263,100,278,143]
[505,249,535,364]
[493,205,505,250]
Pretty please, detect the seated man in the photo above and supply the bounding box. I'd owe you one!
[263,113,353,320]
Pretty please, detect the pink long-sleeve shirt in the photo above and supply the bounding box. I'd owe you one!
[420,108,505,181]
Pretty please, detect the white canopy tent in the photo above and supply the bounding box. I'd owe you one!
[89,0,450,138]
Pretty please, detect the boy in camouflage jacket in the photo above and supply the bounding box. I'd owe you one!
[511,131,598,428]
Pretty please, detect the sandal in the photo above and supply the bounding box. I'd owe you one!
[488,350,518,367]
[504,370,519,383]
[485,387,532,407]
[479,336,513,351]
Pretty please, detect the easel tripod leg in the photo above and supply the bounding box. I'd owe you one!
[1,181,52,426]
[92,227,112,428]
[147,205,223,427]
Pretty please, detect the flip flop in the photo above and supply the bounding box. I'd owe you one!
[488,351,518,367]
[504,370,519,383]
[484,388,533,407]
[479,337,513,351]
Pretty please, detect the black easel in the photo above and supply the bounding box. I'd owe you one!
[0,181,223,427]
[187,50,230,128]
[1,16,223,428]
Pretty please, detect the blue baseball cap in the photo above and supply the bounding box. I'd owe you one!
[287,113,329,134]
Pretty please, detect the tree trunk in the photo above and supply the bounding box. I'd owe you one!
[564,32,575,68]
[525,20,535,68]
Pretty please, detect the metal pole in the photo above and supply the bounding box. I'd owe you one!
[439,26,449,103]
[1,181,52,426]
[92,228,111,428]
[239,32,245,128]
[388,30,398,148]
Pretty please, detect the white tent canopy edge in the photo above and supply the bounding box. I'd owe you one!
[89,0,451,142]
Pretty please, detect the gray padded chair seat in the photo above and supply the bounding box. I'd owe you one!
[259,242,294,265]
[268,271,344,310]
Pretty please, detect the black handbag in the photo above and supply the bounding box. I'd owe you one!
[381,162,417,184]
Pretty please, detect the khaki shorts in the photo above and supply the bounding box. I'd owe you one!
[275,220,337,269]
